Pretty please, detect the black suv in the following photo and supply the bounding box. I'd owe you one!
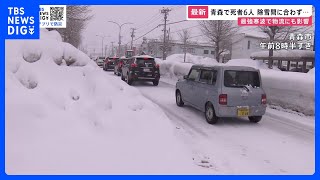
[121,55,160,86]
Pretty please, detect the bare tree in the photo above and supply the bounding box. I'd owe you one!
[199,20,238,62]
[178,29,191,62]
[50,6,93,48]
[159,32,174,57]
[258,26,307,68]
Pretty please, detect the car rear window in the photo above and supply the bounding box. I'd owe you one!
[136,58,155,67]
[224,70,260,88]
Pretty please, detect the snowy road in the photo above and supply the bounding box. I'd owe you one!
[106,71,314,175]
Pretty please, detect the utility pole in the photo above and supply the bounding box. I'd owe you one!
[96,35,110,57]
[130,28,136,50]
[108,21,133,57]
[100,36,104,57]
[105,45,108,57]
[161,7,171,60]
[111,42,114,56]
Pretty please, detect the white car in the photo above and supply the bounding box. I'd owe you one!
[96,57,105,67]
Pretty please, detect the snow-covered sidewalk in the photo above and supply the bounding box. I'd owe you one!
[5,30,204,174]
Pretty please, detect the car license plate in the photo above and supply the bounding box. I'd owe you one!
[143,68,151,72]
[237,108,249,117]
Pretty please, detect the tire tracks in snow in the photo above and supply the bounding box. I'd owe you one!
[159,79,314,138]
[140,91,209,138]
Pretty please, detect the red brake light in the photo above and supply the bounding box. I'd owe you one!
[155,64,160,68]
[261,94,267,104]
[219,94,227,105]
[131,63,137,68]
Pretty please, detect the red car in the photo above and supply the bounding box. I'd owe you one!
[103,57,118,71]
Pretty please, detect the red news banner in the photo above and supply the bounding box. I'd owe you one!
[187,5,313,26]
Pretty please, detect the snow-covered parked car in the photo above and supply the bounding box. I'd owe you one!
[175,65,267,124]
[96,56,105,67]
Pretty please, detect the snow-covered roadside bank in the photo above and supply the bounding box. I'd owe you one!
[5,30,204,174]
[157,55,314,116]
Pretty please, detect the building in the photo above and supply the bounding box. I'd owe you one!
[251,50,314,72]
[230,31,268,59]
[139,37,215,59]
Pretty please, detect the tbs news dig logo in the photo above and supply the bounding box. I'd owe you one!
[7,7,35,36]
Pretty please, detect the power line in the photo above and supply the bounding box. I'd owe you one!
[123,20,188,46]
[125,25,160,45]
[121,12,162,39]
[136,13,162,30]
[189,34,205,39]
[159,20,187,26]
[153,24,201,39]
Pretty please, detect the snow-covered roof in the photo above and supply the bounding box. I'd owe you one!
[134,55,154,59]
[149,40,214,48]
[236,27,268,39]
[251,50,315,60]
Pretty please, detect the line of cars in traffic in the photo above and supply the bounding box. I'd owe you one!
[94,53,267,125]
[95,52,161,86]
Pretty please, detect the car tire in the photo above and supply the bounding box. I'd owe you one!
[126,74,133,85]
[117,72,121,76]
[248,116,262,123]
[205,103,219,124]
[176,90,184,107]
[153,80,159,86]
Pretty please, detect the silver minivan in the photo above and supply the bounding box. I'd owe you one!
[175,65,267,124]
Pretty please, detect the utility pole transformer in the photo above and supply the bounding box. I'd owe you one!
[130,28,136,50]
[161,7,171,60]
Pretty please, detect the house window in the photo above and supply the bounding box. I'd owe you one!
[188,48,195,53]
[211,51,214,55]
[204,50,209,54]
[247,40,251,49]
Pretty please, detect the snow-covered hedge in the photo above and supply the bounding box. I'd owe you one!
[261,70,314,115]
[156,53,218,81]
[251,50,315,59]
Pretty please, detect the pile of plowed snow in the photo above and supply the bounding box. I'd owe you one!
[6,29,199,174]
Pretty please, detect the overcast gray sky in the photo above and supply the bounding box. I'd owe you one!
[81,5,204,54]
